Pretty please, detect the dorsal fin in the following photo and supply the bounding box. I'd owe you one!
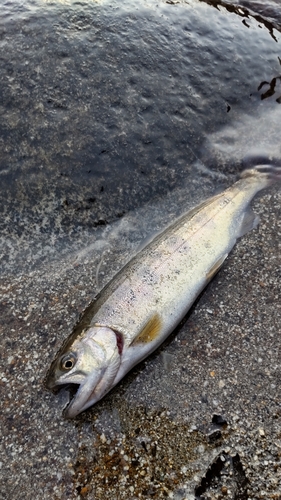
[130,313,162,346]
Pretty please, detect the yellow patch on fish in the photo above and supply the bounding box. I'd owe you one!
[131,313,162,345]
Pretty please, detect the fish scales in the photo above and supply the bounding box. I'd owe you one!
[87,175,262,342]
[45,165,281,417]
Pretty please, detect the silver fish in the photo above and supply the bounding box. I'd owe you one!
[45,165,280,417]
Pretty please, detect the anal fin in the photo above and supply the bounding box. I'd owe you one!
[238,206,260,238]
[206,253,228,281]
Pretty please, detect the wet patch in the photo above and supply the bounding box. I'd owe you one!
[1,0,281,274]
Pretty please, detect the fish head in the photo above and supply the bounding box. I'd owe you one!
[45,326,121,418]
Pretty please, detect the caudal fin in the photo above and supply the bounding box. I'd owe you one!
[240,164,281,186]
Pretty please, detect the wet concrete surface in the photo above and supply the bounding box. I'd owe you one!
[0,0,281,499]
[221,0,281,34]
[1,0,281,272]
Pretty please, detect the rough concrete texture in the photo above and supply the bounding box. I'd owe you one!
[0,0,281,499]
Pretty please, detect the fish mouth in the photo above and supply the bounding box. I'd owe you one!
[62,370,104,418]
[61,384,82,417]
[62,359,122,418]
[45,379,84,418]
[47,382,80,403]
[45,372,102,418]
[59,384,92,419]
[64,383,80,399]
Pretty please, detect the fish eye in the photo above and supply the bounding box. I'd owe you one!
[60,352,77,371]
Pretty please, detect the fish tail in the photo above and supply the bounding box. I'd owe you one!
[240,164,281,187]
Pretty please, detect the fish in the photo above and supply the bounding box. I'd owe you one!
[45,164,281,418]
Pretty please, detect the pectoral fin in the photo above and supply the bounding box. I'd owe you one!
[131,313,162,346]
